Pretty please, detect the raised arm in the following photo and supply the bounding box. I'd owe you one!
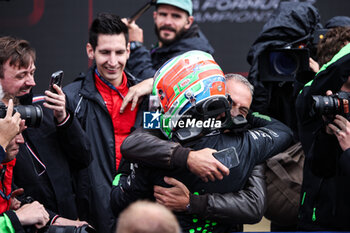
[44,85,92,169]
[122,19,157,81]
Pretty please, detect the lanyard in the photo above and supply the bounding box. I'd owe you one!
[0,166,11,201]
[95,68,125,99]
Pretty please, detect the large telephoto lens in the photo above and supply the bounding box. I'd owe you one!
[270,51,299,76]
[311,95,339,116]
[14,105,43,128]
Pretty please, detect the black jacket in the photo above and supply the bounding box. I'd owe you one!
[1,210,25,233]
[118,128,266,228]
[127,24,215,80]
[13,94,91,220]
[112,113,292,233]
[296,45,350,230]
[246,2,320,138]
[64,66,143,233]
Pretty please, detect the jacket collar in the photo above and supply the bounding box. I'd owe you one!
[151,24,214,54]
[79,66,103,102]
[78,65,140,102]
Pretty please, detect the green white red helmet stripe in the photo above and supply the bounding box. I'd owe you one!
[152,50,226,139]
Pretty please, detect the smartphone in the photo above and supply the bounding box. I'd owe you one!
[49,70,64,93]
[213,146,240,169]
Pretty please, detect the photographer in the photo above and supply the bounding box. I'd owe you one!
[246,2,321,140]
[245,3,322,230]
[0,36,91,227]
[308,16,350,74]
[0,104,50,233]
[0,108,89,233]
[0,99,22,163]
[296,27,350,230]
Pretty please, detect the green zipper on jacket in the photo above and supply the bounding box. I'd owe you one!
[312,207,317,222]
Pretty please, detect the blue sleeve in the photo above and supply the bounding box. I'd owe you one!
[126,46,157,81]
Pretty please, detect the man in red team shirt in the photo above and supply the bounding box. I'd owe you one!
[64,13,150,233]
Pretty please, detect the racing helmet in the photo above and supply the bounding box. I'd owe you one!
[151,50,231,141]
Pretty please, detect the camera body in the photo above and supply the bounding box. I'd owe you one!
[312,29,329,46]
[44,225,95,233]
[258,29,328,83]
[17,195,96,233]
[311,91,350,120]
[259,48,310,82]
[0,102,43,127]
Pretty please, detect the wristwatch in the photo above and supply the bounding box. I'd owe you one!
[130,41,143,51]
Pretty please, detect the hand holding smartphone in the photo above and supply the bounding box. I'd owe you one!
[212,146,240,169]
[49,70,64,93]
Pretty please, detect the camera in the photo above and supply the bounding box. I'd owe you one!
[312,29,329,46]
[258,29,328,82]
[17,195,96,233]
[0,102,43,127]
[43,225,96,233]
[259,48,310,82]
[311,92,350,120]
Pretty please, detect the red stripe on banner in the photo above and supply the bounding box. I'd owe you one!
[0,0,45,27]
[28,0,45,26]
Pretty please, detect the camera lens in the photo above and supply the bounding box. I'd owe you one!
[311,95,339,116]
[270,51,299,76]
[14,105,43,128]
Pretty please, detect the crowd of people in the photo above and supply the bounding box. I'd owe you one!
[1,0,350,232]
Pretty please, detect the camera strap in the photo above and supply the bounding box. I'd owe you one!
[0,165,11,201]
[0,190,10,201]
[284,33,311,48]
